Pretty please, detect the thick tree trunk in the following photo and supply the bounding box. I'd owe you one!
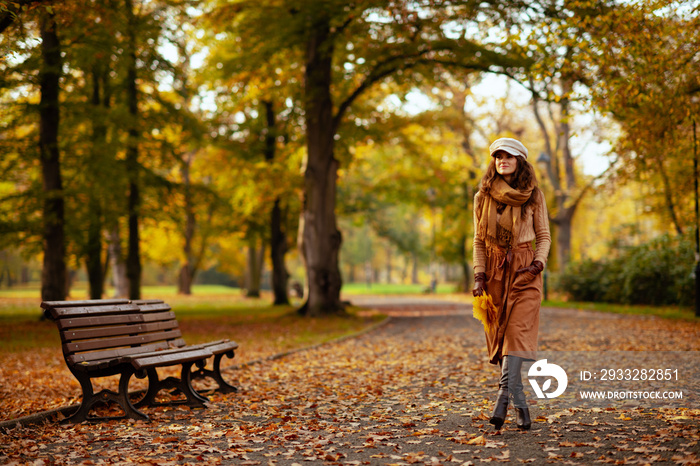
[39,12,66,302]
[263,101,290,305]
[125,0,141,300]
[178,264,193,295]
[298,20,343,315]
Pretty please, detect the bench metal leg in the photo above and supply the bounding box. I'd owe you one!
[135,363,209,408]
[65,368,150,423]
[191,351,239,394]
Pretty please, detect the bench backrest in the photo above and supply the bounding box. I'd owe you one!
[41,299,186,367]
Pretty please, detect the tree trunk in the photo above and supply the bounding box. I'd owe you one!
[554,86,576,271]
[246,239,265,297]
[178,153,196,295]
[86,66,108,300]
[459,232,471,293]
[178,264,193,295]
[86,197,103,299]
[125,0,141,300]
[270,199,289,304]
[553,209,574,271]
[39,11,66,302]
[531,76,580,272]
[263,101,290,305]
[298,20,343,315]
[108,227,128,298]
[385,244,392,284]
[411,253,419,284]
[658,157,684,236]
[65,268,75,298]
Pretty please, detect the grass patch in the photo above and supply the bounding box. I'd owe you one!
[0,282,462,302]
[543,299,698,321]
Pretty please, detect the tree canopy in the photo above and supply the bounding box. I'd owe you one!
[1,0,698,309]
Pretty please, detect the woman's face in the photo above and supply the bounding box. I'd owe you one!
[494,151,517,178]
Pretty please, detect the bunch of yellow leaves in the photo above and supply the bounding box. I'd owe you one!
[472,293,498,333]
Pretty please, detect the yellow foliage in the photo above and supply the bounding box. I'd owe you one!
[472,293,497,333]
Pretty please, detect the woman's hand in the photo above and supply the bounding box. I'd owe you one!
[473,272,487,297]
[515,260,544,282]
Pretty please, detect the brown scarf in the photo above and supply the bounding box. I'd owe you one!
[478,178,534,249]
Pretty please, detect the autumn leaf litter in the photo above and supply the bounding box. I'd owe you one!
[1,304,699,465]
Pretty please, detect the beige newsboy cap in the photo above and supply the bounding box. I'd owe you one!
[489,138,528,159]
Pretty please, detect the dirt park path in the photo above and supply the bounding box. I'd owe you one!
[1,298,698,465]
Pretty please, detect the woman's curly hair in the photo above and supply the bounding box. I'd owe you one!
[477,157,540,217]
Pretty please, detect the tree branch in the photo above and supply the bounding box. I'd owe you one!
[332,47,528,134]
[332,48,436,133]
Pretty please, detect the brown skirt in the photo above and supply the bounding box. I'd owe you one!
[484,242,542,365]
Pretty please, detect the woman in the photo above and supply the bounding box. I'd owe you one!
[472,137,551,431]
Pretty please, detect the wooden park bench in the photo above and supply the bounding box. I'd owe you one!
[41,299,238,423]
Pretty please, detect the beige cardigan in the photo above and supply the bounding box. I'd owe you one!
[473,189,551,274]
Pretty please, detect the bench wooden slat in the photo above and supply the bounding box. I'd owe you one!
[63,329,183,354]
[188,340,239,353]
[62,320,179,341]
[55,313,144,330]
[41,299,130,310]
[68,342,207,368]
[205,341,239,353]
[131,299,165,305]
[47,304,140,319]
[55,309,176,331]
[137,303,172,313]
[139,311,176,322]
[132,348,213,370]
[67,340,186,365]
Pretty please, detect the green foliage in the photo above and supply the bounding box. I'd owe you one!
[559,234,696,307]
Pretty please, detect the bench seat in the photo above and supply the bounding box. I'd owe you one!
[131,300,239,394]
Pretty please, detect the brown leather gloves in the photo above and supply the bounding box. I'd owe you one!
[474,260,543,297]
[473,272,487,297]
[515,260,544,281]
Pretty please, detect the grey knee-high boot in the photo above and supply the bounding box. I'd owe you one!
[508,356,531,430]
[489,357,510,429]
